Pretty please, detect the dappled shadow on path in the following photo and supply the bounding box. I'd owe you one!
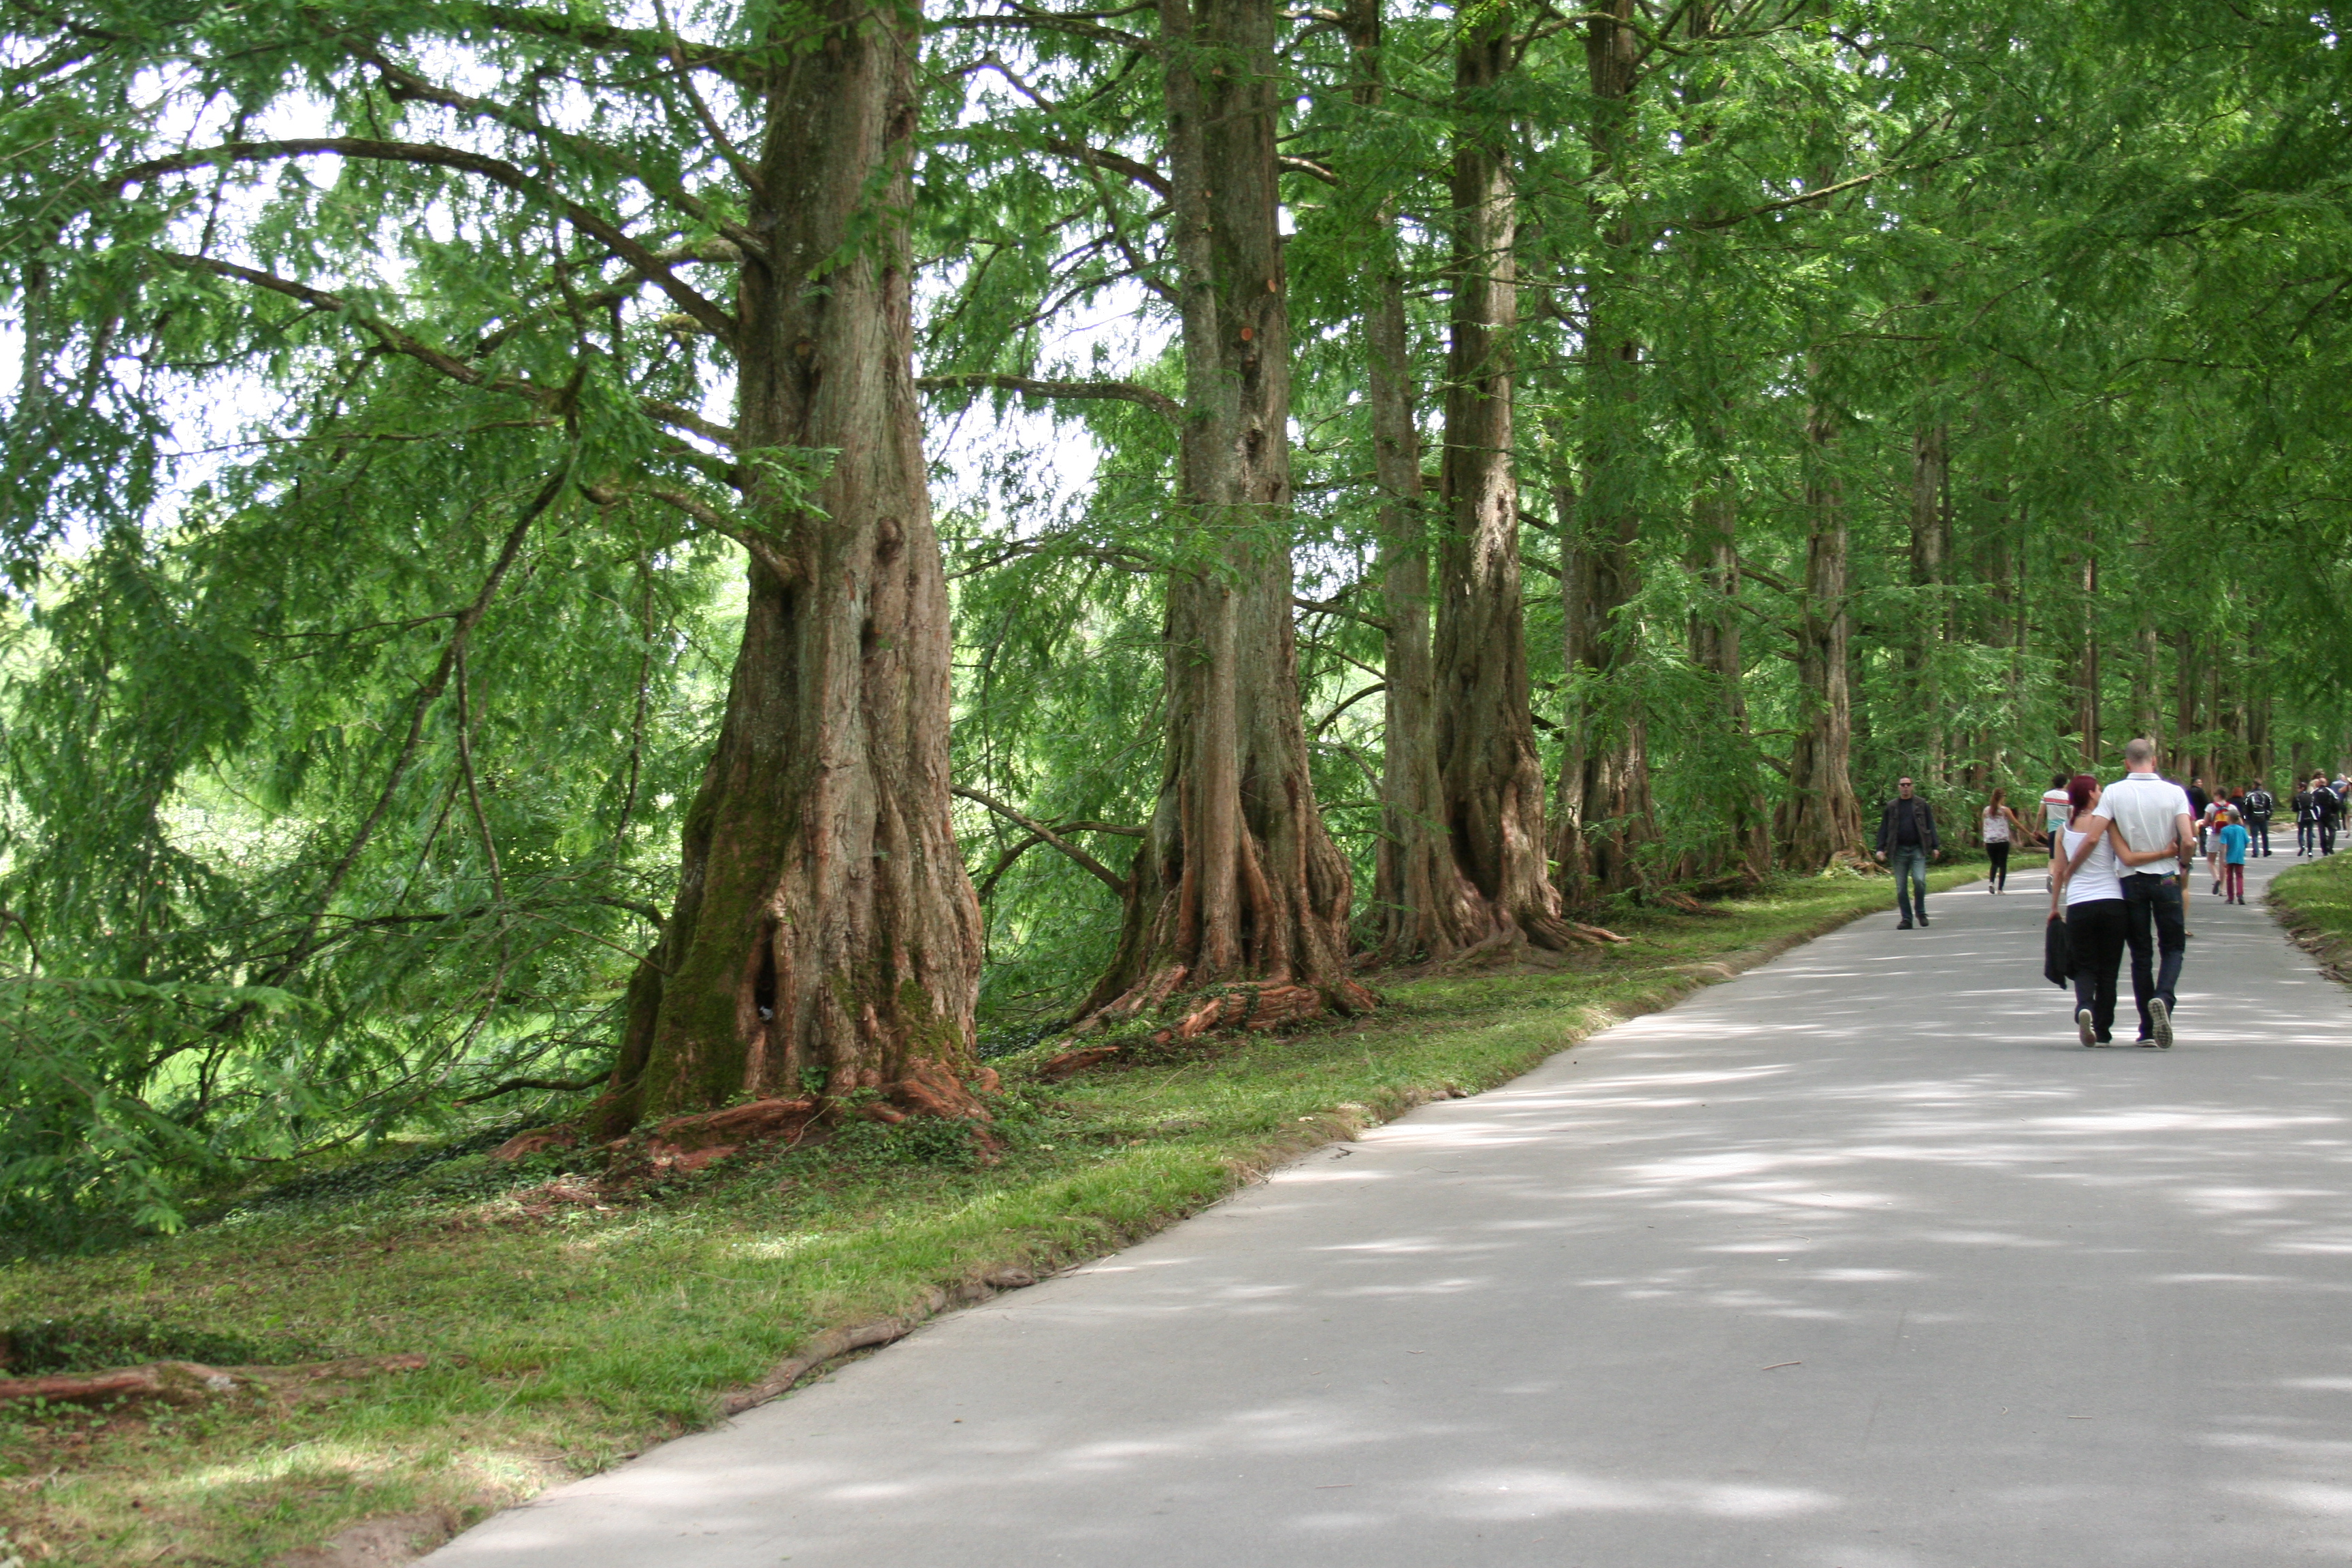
[433,853,2352,1568]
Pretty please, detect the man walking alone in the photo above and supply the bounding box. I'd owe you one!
[1874,776,1941,930]
[2089,739,2196,1047]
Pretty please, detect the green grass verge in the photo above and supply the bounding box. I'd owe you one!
[2268,850,2352,982]
[0,864,1978,1567]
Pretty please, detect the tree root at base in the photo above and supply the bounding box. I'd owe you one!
[0,1353,433,1407]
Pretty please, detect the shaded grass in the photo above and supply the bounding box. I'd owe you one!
[0,864,1977,1566]
[2268,851,2352,981]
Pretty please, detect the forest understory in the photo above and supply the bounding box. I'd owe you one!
[0,866,1974,1567]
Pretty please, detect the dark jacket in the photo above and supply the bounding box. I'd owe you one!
[2244,787,2276,825]
[1875,796,1940,853]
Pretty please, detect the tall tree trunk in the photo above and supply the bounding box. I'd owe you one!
[1688,480,1769,879]
[2133,617,2162,749]
[1778,395,1863,867]
[1562,0,1654,895]
[605,0,984,1133]
[1413,4,1606,956]
[1344,0,1443,963]
[2078,553,2100,768]
[2174,630,2198,779]
[1550,440,1595,904]
[1908,423,1950,785]
[1081,0,1370,1026]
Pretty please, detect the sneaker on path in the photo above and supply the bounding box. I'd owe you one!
[2077,1009,2098,1048]
[2150,997,2174,1050]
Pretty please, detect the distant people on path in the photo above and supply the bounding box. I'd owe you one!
[1874,775,1941,928]
[2070,738,2196,1047]
[2187,777,2212,855]
[1981,787,2031,894]
[2295,779,2318,855]
[2051,774,2127,1046]
[2304,774,2342,857]
[2040,774,2072,868]
[2243,780,2276,858]
[2217,808,2250,904]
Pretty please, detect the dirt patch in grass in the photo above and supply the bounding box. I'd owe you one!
[0,865,1974,1567]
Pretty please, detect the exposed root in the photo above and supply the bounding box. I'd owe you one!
[0,1354,431,1407]
[496,1062,1006,1171]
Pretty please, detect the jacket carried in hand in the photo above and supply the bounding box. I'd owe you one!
[1874,796,1940,853]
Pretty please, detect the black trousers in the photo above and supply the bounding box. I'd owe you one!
[2121,872,2187,1037]
[1987,842,2011,887]
[2068,898,2129,1041]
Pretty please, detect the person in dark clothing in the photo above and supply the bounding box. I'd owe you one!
[2243,780,2276,858]
[2296,782,2317,855]
[2311,774,2343,856]
[2187,778,2211,855]
[1872,776,1942,929]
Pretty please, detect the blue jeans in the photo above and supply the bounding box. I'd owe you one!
[1891,846,1930,924]
[2121,872,2185,1037]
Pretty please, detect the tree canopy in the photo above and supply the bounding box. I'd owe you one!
[3,0,2347,1245]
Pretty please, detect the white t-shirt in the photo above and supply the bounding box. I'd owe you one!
[2063,824,2125,904]
[2041,789,2072,832]
[2093,772,2191,868]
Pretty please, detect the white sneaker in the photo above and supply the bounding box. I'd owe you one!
[2149,998,2173,1049]
[2076,1008,2098,1048]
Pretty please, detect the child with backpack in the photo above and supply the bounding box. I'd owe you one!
[2217,808,2250,904]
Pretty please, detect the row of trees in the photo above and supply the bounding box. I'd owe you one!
[2,0,2347,1238]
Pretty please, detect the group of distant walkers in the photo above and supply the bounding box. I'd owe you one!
[1866,746,2352,1050]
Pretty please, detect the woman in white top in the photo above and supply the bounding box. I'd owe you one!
[1980,787,2032,894]
[2048,774,2128,1046]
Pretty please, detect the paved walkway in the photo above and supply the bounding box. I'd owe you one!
[425,848,2352,1567]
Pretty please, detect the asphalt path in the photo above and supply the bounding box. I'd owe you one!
[424,845,2352,1567]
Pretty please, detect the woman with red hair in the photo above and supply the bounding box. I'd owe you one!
[2049,773,2128,1045]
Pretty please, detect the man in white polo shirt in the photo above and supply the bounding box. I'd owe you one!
[2089,737,2197,1047]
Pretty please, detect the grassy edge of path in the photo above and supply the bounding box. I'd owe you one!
[2268,851,2352,983]
[0,864,1980,1568]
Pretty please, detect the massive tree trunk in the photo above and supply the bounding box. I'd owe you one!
[1558,0,1654,896]
[1343,0,1444,963]
[603,0,985,1134]
[1778,395,1864,868]
[1402,3,1606,958]
[1080,0,1370,1027]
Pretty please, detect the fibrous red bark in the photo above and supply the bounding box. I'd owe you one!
[1554,0,1656,898]
[1411,7,1615,957]
[1078,0,1370,1024]
[604,0,985,1130]
[1342,0,1446,964]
